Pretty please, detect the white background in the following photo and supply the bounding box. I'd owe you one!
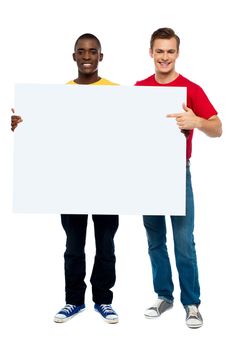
[0,0,232,349]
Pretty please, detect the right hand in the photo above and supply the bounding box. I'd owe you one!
[11,108,23,131]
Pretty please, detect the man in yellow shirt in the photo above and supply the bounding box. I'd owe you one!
[11,33,119,324]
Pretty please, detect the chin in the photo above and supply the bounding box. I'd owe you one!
[159,70,171,74]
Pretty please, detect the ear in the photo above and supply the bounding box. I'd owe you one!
[99,53,103,62]
[72,53,76,62]
[149,48,153,58]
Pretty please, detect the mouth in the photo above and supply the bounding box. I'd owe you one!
[82,63,92,68]
[159,61,170,68]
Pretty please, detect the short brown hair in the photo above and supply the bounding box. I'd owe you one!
[150,27,180,51]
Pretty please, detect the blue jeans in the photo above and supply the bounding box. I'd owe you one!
[143,166,200,306]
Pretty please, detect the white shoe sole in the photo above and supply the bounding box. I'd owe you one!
[54,307,86,323]
[186,322,203,329]
[144,304,173,318]
[94,309,119,324]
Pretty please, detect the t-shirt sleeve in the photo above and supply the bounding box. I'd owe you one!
[191,85,218,119]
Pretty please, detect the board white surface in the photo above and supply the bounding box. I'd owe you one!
[13,84,186,214]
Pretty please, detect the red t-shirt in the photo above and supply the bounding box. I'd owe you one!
[135,74,217,159]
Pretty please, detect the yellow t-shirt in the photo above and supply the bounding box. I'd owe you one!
[67,78,118,86]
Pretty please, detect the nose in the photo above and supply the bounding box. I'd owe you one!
[162,52,168,60]
[83,51,91,60]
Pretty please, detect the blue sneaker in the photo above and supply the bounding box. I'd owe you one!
[94,304,119,324]
[54,304,85,323]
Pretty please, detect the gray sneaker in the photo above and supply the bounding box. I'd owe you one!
[185,305,203,328]
[144,298,173,318]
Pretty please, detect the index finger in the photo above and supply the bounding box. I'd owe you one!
[166,113,180,118]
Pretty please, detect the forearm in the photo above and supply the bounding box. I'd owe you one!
[196,115,222,138]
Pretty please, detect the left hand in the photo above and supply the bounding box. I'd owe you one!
[167,103,200,130]
[11,108,23,131]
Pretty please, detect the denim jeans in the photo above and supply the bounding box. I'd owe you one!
[61,214,119,305]
[143,166,200,306]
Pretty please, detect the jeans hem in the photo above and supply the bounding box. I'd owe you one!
[158,296,174,304]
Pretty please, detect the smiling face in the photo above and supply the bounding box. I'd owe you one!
[150,37,179,81]
[73,37,103,83]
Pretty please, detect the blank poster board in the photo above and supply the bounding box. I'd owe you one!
[13,84,186,215]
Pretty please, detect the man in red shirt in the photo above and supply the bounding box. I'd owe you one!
[135,27,222,328]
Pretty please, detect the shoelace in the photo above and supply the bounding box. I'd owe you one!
[187,305,198,318]
[62,304,76,315]
[99,304,116,315]
[149,299,163,311]
[155,299,164,308]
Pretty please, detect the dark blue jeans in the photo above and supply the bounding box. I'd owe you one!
[61,214,119,305]
[143,166,200,306]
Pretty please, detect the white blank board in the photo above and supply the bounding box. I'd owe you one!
[13,84,186,214]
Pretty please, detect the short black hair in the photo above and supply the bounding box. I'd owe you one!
[74,33,102,52]
[150,27,180,51]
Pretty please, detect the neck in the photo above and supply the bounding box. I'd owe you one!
[155,71,179,84]
[75,72,101,85]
